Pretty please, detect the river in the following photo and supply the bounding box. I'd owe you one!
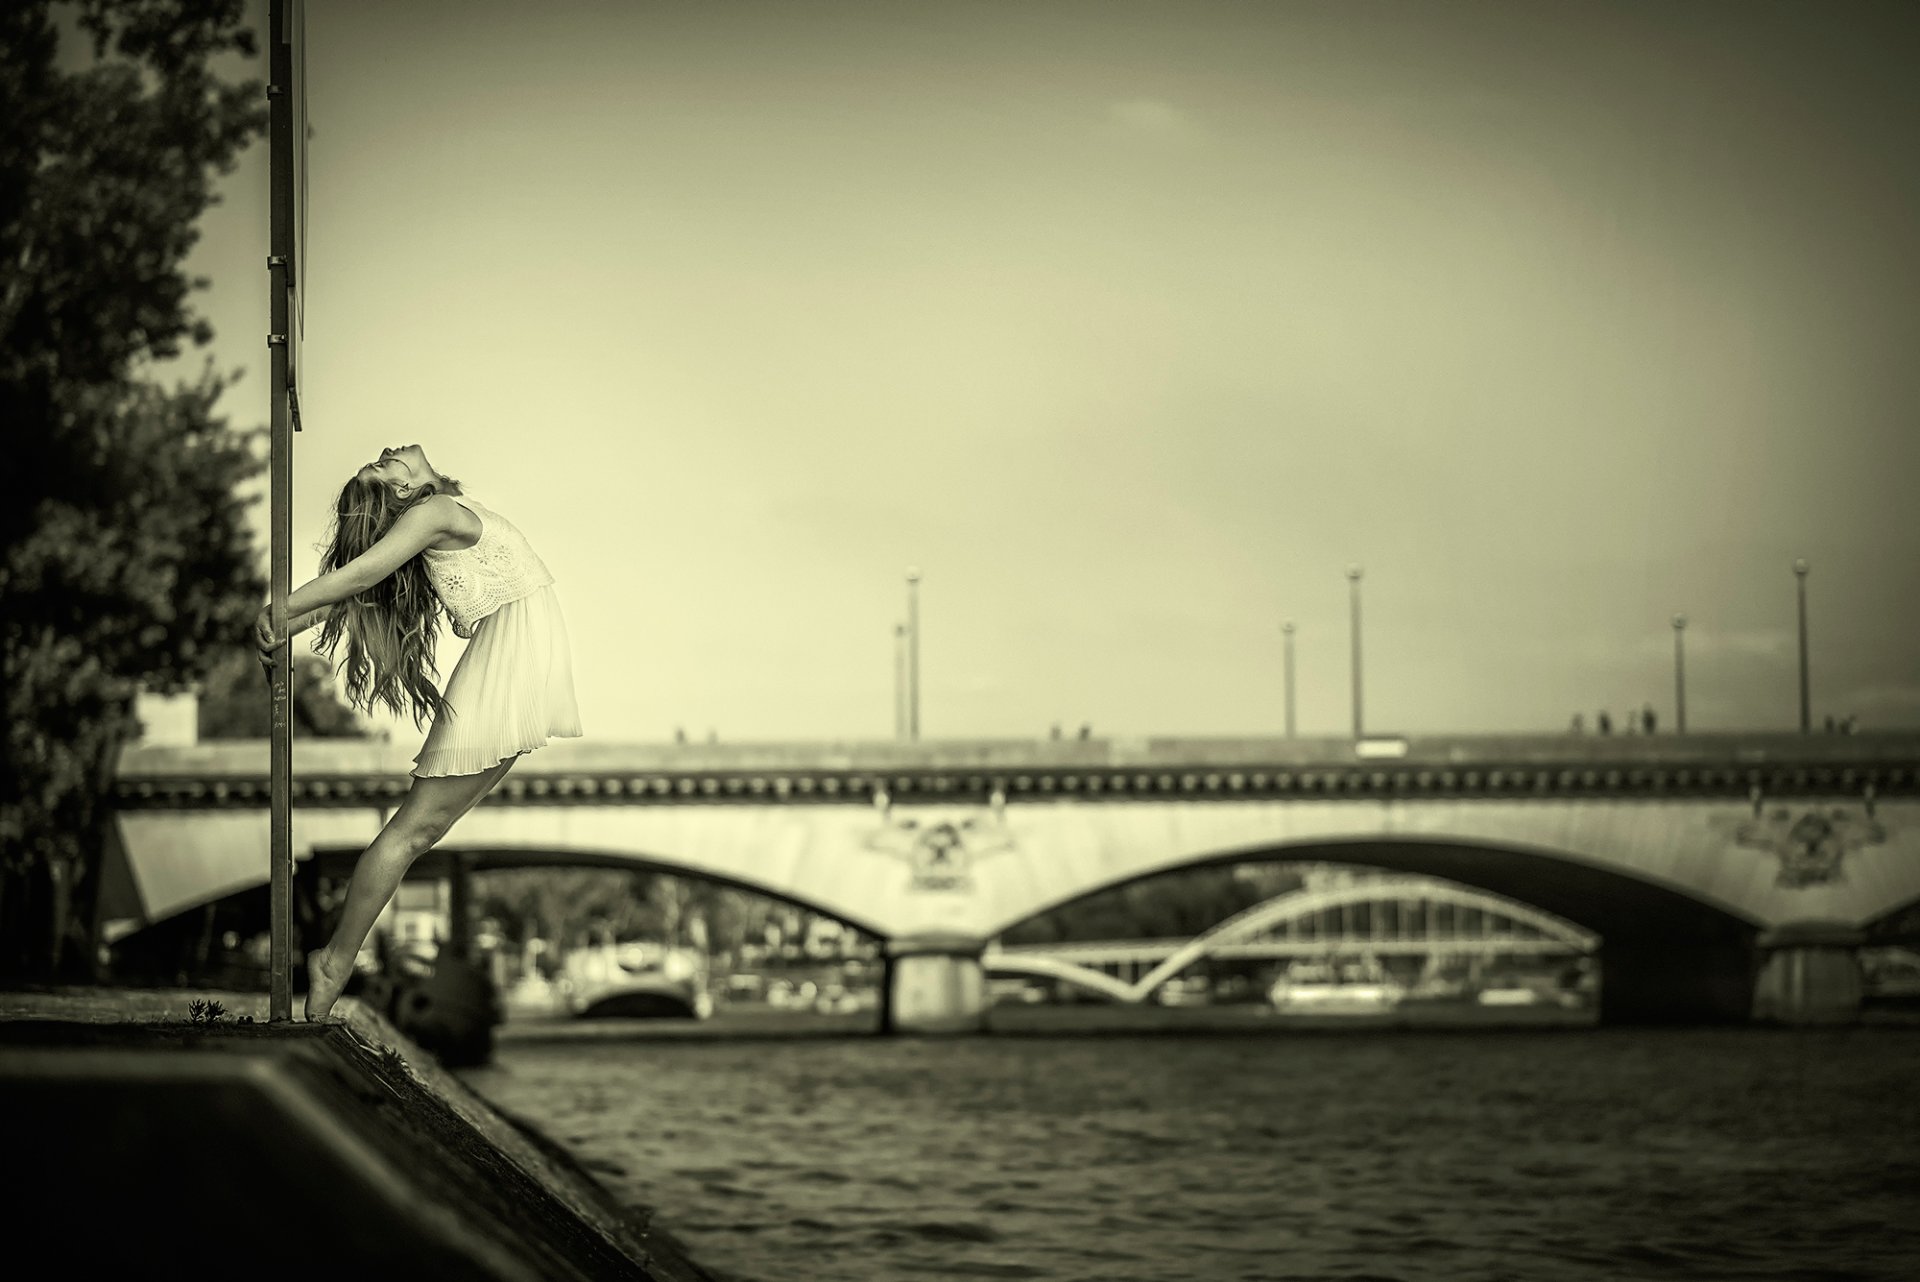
[461,1013,1919,1282]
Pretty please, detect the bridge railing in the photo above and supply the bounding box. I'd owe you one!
[113,734,1919,809]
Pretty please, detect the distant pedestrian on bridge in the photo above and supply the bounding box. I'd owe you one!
[253,443,581,1021]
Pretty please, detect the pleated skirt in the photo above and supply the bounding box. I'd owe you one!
[413,583,583,778]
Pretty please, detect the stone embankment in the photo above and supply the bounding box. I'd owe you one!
[0,988,717,1282]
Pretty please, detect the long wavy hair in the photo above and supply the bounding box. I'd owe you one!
[314,473,453,729]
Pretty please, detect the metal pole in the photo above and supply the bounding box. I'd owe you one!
[446,853,472,964]
[267,0,295,1023]
[1793,559,1811,733]
[1671,614,1687,734]
[1282,621,1297,738]
[893,623,907,741]
[1346,566,1364,739]
[906,568,921,741]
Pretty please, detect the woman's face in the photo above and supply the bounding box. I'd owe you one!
[356,442,431,492]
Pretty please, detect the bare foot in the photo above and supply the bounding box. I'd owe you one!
[306,950,348,1022]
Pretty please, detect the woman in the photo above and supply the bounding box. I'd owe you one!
[253,443,581,1020]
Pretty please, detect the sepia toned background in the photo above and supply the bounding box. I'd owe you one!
[10,5,1919,1281]
[172,0,1920,744]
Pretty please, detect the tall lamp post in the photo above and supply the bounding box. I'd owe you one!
[1671,614,1688,734]
[266,0,297,1022]
[894,622,908,741]
[1346,566,1364,739]
[1282,621,1297,739]
[1793,558,1811,733]
[905,567,921,741]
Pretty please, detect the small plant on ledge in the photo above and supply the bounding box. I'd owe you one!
[186,998,228,1025]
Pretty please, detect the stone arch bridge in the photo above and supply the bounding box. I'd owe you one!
[108,733,1920,1031]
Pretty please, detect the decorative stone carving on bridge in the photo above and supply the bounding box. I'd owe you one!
[863,807,1018,892]
[1716,806,1889,888]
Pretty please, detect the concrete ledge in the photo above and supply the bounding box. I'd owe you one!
[0,988,715,1282]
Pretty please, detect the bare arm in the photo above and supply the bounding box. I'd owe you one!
[255,608,327,656]
[254,497,461,651]
[288,498,461,615]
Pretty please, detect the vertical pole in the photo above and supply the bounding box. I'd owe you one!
[446,854,472,964]
[1793,559,1811,733]
[267,0,294,1023]
[906,568,921,741]
[1282,621,1296,739]
[1346,566,1364,739]
[877,953,896,1034]
[893,623,907,741]
[1671,614,1687,734]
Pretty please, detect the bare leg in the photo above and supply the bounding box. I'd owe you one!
[307,755,518,1021]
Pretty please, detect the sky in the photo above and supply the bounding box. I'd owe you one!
[172,0,1920,744]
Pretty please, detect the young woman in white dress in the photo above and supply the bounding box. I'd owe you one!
[252,443,581,1020]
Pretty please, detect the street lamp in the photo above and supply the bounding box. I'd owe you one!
[1282,621,1297,738]
[1346,566,1364,739]
[894,622,908,741]
[905,567,921,741]
[1793,558,1811,733]
[1671,614,1687,734]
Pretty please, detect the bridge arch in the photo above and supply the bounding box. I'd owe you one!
[985,833,1762,946]
[986,834,1764,1022]
[308,842,892,942]
[988,876,1598,1004]
[1131,876,1597,997]
[982,953,1138,1003]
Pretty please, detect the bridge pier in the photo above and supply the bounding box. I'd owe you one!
[1751,923,1864,1026]
[880,933,987,1035]
[1598,936,1755,1025]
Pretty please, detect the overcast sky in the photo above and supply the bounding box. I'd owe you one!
[177,0,1919,743]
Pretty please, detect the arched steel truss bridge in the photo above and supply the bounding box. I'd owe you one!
[986,876,1598,1003]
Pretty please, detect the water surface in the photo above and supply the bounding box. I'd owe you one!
[464,1023,1919,1282]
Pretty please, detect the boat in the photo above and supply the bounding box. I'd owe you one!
[1267,959,1403,1013]
[1270,981,1402,1012]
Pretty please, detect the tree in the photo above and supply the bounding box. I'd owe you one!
[473,868,660,953]
[197,648,373,741]
[1001,863,1295,946]
[0,2,267,976]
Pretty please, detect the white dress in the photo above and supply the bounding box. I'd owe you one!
[413,492,582,778]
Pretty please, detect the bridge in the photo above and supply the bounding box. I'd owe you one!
[990,875,1599,1003]
[107,732,1920,1030]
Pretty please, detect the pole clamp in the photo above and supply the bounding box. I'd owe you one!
[267,84,284,99]
[268,255,287,270]
[268,333,288,347]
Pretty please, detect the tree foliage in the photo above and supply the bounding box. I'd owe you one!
[197,648,372,741]
[472,868,784,964]
[1001,864,1302,946]
[0,1,267,975]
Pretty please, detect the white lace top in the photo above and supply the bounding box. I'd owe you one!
[421,493,555,638]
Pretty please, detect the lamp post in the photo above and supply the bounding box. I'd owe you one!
[906,567,921,741]
[894,622,908,741]
[1671,614,1687,734]
[1793,558,1811,733]
[1346,566,1364,739]
[266,0,296,1022]
[1282,621,1297,739]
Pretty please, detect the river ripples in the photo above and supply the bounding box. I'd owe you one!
[463,1023,1920,1281]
